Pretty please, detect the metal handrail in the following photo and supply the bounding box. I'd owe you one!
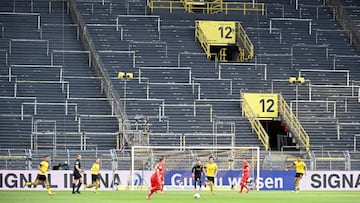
[241,97,269,151]
[68,0,129,149]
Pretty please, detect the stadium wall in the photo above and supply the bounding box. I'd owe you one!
[0,170,359,191]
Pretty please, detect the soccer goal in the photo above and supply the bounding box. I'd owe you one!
[130,146,260,191]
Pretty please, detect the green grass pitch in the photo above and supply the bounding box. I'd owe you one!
[0,190,359,203]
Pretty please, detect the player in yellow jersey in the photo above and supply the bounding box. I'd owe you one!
[286,156,307,192]
[203,156,218,195]
[23,155,54,195]
[84,158,101,193]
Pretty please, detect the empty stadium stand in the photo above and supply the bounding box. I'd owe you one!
[0,0,360,170]
[0,0,119,152]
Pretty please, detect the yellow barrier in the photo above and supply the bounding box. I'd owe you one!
[195,21,211,58]
[148,0,265,15]
[235,22,254,62]
[195,20,253,62]
[242,97,270,151]
[278,95,310,151]
[0,155,27,159]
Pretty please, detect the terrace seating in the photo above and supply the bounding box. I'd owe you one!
[0,0,119,151]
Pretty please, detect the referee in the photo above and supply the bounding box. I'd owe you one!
[191,160,203,191]
[72,154,84,194]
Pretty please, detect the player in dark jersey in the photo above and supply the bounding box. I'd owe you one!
[72,154,84,194]
[191,160,203,191]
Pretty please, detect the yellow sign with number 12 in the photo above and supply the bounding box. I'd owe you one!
[243,93,279,119]
[197,21,236,44]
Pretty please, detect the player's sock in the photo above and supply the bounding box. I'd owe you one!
[148,189,155,197]
[95,183,99,192]
[29,182,36,186]
[160,184,164,192]
[46,184,51,194]
[244,184,249,193]
[76,182,82,192]
[295,180,300,190]
[72,183,76,193]
[210,183,214,193]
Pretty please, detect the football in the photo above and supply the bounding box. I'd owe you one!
[194,193,201,199]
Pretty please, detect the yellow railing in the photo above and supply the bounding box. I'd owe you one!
[242,98,270,151]
[195,21,211,59]
[278,95,310,151]
[218,48,227,61]
[148,0,265,15]
[236,22,254,62]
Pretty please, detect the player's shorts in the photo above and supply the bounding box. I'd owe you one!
[150,174,161,190]
[194,175,202,182]
[295,173,304,178]
[206,176,215,183]
[73,171,82,180]
[241,174,250,182]
[36,174,46,181]
[92,174,99,182]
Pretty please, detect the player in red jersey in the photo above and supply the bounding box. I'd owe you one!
[146,157,165,200]
[239,158,250,194]
[160,163,167,194]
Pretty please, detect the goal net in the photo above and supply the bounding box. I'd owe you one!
[130,146,260,191]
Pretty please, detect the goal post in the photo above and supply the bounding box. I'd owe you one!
[131,146,260,191]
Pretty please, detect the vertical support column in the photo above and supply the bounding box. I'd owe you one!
[31,117,34,150]
[49,0,52,14]
[9,40,12,55]
[146,82,149,99]
[46,41,49,55]
[123,80,127,114]
[120,27,123,41]
[132,53,136,68]
[264,65,267,80]
[51,52,54,66]
[88,52,91,67]
[67,83,70,99]
[30,0,34,13]
[177,53,181,67]
[14,80,17,97]
[13,0,16,12]
[39,26,43,40]
[188,69,192,84]
[8,66,12,81]
[116,17,119,31]
[197,84,201,100]
[34,99,37,115]
[326,47,328,60]
[158,18,161,40]
[21,104,24,120]
[110,2,112,15]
